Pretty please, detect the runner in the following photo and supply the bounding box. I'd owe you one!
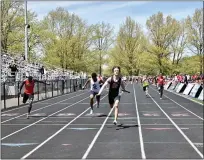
[82,73,104,114]
[18,76,50,119]
[157,73,165,99]
[142,75,149,97]
[97,66,129,125]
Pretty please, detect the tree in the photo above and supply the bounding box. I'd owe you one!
[110,17,145,76]
[1,1,24,54]
[1,0,40,61]
[179,55,200,75]
[41,8,88,71]
[170,20,188,65]
[91,22,114,75]
[146,12,179,74]
[185,8,203,74]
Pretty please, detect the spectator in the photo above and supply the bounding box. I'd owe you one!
[9,62,18,81]
[39,66,44,79]
[184,74,188,84]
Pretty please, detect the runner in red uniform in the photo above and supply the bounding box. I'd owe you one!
[157,73,165,99]
[18,76,49,119]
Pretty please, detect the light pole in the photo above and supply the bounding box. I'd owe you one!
[24,0,31,62]
[98,37,102,76]
[200,44,203,75]
[24,0,28,61]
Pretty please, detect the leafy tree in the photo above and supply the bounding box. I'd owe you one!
[110,17,145,76]
[185,8,203,74]
[170,20,188,65]
[146,12,179,74]
[1,1,39,60]
[91,22,114,75]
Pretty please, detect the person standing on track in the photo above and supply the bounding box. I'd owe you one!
[82,73,104,114]
[18,76,50,119]
[97,66,127,125]
[157,73,165,99]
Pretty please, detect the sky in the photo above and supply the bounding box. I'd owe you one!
[27,1,203,33]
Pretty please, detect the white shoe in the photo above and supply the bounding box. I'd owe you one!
[113,120,117,125]
[160,97,162,99]
[90,109,93,114]
[26,113,30,119]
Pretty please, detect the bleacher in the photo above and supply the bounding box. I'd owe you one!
[1,54,87,98]
[1,53,87,82]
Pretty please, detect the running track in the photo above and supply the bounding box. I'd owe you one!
[1,83,203,159]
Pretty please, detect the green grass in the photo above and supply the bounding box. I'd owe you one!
[191,98,204,105]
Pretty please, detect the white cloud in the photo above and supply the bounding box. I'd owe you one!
[27,1,96,14]
[68,2,150,33]
[69,1,149,16]
[29,1,149,22]
[167,8,196,20]
[28,1,198,35]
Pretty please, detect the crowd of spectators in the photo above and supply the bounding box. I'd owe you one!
[167,73,204,85]
[124,73,203,87]
[1,53,87,83]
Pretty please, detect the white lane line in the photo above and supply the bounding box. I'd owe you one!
[82,105,114,159]
[37,103,74,104]
[133,84,146,159]
[165,87,203,106]
[1,89,84,113]
[1,95,91,140]
[2,123,203,126]
[148,93,203,159]
[1,92,87,124]
[28,117,198,119]
[151,84,203,106]
[96,141,191,144]
[141,124,203,125]
[150,87,203,121]
[20,94,108,159]
[81,86,129,159]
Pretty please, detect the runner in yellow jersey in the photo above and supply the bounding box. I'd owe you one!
[142,76,149,97]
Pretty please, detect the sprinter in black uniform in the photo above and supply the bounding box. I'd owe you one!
[97,66,127,125]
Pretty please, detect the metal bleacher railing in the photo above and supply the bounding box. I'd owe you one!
[1,78,89,110]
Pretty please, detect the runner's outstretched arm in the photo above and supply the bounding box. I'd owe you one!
[121,80,126,90]
[34,79,50,85]
[82,78,90,89]
[97,77,111,95]
[19,81,26,93]
[121,80,131,93]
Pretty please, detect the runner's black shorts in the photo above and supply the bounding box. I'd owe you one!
[108,94,120,105]
[23,93,34,103]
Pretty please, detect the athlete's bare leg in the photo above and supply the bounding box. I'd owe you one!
[96,95,100,108]
[113,100,119,125]
[90,94,94,113]
[109,104,113,108]
[27,95,34,119]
